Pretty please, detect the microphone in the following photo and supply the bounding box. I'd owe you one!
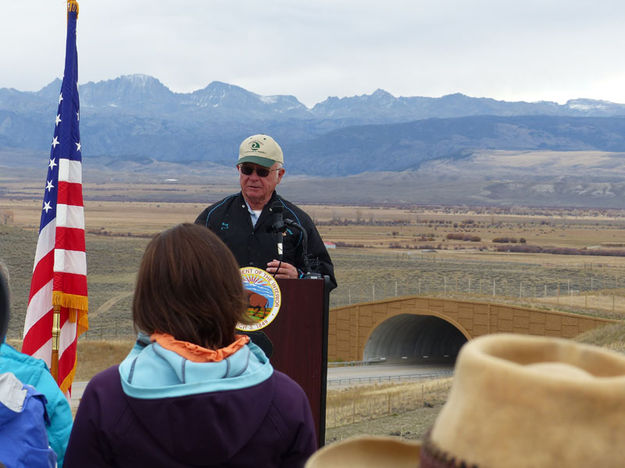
[283,218,315,277]
[270,202,321,280]
[270,201,285,261]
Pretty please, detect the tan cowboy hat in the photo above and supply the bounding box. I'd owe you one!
[306,436,419,468]
[307,333,625,468]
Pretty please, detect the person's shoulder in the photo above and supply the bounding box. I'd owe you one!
[0,342,46,365]
[270,370,308,401]
[195,193,241,224]
[0,343,48,381]
[268,371,315,433]
[276,195,314,223]
[83,365,123,398]
[211,193,241,209]
[90,365,121,385]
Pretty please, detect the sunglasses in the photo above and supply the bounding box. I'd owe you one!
[238,164,279,178]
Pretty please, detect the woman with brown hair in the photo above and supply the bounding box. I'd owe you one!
[64,223,316,467]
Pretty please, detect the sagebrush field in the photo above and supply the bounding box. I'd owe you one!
[2,181,625,339]
[2,180,625,442]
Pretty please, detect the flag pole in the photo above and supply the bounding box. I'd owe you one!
[68,0,79,18]
[50,0,78,389]
[23,0,87,396]
[50,305,61,380]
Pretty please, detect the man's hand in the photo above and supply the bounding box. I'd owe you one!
[266,260,299,279]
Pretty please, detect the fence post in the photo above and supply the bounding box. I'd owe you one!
[493,279,496,297]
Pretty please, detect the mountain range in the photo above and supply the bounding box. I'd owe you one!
[2,74,625,207]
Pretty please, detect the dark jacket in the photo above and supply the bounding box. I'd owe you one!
[195,192,336,290]
[64,340,317,468]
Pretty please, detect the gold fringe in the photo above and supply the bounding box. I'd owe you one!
[77,309,89,337]
[52,291,88,312]
[59,359,77,395]
[67,0,79,19]
[65,307,89,336]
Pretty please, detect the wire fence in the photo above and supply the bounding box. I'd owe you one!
[329,256,625,318]
[79,282,625,341]
[76,255,625,340]
[330,278,625,317]
[326,377,452,428]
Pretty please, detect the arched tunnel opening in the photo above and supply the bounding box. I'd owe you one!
[363,314,468,364]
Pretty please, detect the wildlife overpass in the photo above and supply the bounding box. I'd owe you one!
[328,296,618,363]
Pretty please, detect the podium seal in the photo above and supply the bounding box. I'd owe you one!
[237,267,282,331]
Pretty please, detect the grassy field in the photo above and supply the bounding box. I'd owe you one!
[3,182,625,443]
[2,189,625,338]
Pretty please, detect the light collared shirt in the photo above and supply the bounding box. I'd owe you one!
[244,199,262,227]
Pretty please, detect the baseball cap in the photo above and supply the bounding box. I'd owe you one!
[238,134,284,168]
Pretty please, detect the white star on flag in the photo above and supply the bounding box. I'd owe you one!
[52,137,59,148]
[42,201,52,213]
[48,158,57,169]
[75,142,81,152]
[58,93,63,103]
[55,114,61,126]
[45,180,54,192]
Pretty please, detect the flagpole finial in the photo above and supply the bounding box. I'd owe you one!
[67,0,79,19]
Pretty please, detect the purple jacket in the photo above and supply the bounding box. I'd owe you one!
[64,340,316,467]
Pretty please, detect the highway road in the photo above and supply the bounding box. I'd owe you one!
[71,363,453,410]
[327,363,453,387]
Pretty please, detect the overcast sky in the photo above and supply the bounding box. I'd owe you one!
[2,0,625,107]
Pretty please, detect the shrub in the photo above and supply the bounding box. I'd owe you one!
[492,237,518,243]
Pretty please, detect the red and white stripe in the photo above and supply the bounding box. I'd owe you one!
[23,157,88,394]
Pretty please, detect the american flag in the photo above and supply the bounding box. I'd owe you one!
[22,1,88,395]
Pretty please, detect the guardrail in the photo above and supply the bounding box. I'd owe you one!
[327,369,453,387]
[327,359,386,368]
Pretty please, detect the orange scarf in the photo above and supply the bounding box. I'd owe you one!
[150,333,250,363]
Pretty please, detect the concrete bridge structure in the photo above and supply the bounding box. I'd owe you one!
[328,296,619,362]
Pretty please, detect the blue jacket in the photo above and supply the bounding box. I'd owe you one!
[65,336,317,467]
[0,342,72,467]
[0,372,57,468]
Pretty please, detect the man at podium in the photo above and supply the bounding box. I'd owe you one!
[196,134,336,290]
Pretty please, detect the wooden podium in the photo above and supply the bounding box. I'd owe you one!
[259,277,330,446]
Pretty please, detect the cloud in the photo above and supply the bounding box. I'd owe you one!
[3,0,625,106]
